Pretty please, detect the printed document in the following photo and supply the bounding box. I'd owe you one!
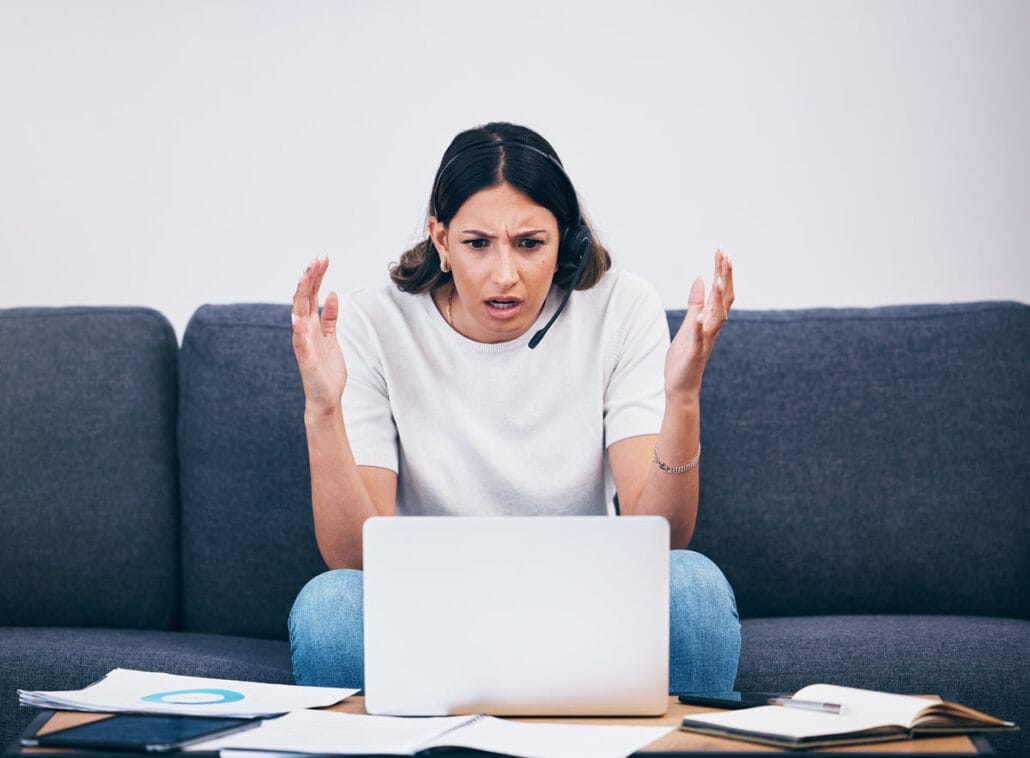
[18,669,356,717]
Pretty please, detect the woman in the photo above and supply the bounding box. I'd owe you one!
[288,122,740,694]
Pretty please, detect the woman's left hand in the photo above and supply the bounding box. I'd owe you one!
[664,249,735,400]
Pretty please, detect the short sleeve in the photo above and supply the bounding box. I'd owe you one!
[338,296,399,472]
[602,278,669,446]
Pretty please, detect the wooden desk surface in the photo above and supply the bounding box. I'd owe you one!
[27,696,984,755]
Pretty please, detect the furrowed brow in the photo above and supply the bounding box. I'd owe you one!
[459,228,550,237]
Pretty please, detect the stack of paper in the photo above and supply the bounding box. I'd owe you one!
[18,668,356,717]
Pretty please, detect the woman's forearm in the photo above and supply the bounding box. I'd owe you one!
[629,249,733,547]
[628,394,701,549]
[305,405,382,570]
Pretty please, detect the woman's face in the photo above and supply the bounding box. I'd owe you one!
[430,182,560,344]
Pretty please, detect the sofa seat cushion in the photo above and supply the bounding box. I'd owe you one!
[0,627,293,750]
[737,615,1029,758]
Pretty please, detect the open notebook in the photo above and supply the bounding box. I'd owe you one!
[679,683,1018,750]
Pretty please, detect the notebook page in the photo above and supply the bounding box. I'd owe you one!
[795,684,929,727]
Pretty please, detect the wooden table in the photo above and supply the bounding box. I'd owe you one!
[15,696,991,757]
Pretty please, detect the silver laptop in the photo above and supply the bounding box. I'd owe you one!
[362,515,669,716]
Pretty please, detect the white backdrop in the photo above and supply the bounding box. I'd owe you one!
[2,0,1028,340]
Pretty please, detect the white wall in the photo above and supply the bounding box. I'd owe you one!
[2,0,1028,340]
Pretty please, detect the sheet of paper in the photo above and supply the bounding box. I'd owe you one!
[422,714,674,758]
[18,668,356,717]
[191,709,479,755]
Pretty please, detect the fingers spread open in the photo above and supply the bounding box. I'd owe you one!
[292,256,331,320]
[307,257,328,316]
[703,267,731,337]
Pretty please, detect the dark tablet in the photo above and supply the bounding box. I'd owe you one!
[24,713,261,753]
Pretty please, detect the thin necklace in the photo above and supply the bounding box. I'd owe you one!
[446,282,455,328]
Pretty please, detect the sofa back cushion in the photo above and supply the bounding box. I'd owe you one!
[0,307,179,629]
[178,304,324,639]
[177,300,1029,634]
[676,301,1030,619]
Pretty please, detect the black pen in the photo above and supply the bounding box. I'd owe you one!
[768,696,844,714]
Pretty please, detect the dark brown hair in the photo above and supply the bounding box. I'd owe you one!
[390,122,611,293]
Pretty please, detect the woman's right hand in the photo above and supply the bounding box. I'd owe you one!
[292,256,347,416]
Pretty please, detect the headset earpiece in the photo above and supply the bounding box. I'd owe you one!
[529,223,592,350]
[557,223,593,280]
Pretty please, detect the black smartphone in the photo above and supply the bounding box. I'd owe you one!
[24,713,261,753]
[677,691,785,709]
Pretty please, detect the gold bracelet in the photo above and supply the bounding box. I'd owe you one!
[652,443,700,474]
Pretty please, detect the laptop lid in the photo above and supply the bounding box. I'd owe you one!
[362,516,669,716]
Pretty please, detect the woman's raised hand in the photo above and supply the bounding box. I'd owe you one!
[664,249,735,400]
[291,256,347,415]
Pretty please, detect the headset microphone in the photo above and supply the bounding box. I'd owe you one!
[528,228,591,349]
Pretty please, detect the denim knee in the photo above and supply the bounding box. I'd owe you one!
[288,569,365,688]
[668,550,741,693]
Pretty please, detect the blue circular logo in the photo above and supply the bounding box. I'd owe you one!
[141,688,245,705]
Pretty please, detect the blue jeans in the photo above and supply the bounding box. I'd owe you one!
[289,549,741,694]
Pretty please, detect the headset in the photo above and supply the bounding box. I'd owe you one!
[429,139,593,350]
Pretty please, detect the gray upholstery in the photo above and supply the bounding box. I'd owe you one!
[2,300,1028,757]
[0,307,180,629]
[178,304,325,639]
[670,302,1030,620]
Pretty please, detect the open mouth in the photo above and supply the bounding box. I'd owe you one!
[486,299,520,310]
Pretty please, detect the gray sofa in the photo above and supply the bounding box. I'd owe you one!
[1,301,1027,757]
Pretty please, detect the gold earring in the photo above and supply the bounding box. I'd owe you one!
[440,259,451,273]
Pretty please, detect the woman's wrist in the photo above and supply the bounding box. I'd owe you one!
[664,390,700,415]
[304,401,343,426]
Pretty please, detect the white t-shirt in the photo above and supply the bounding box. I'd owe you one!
[338,268,669,516]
